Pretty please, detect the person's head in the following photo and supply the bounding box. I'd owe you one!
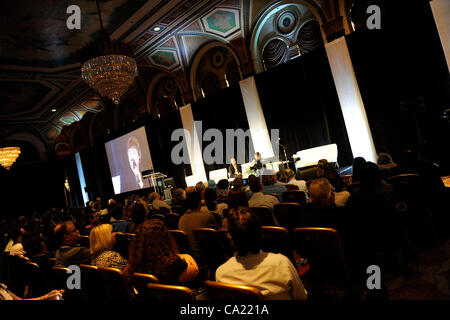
[285,168,295,181]
[54,221,79,247]
[316,159,329,177]
[109,202,124,221]
[195,182,206,194]
[131,203,146,225]
[254,152,261,161]
[186,191,202,211]
[360,162,382,188]
[227,207,262,256]
[231,176,243,189]
[89,223,116,254]
[217,179,229,191]
[207,180,216,189]
[231,157,237,165]
[127,219,179,281]
[377,153,394,165]
[248,175,262,193]
[204,188,218,211]
[352,157,367,183]
[261,169,276,186]
[308,178,334,208]
[149,192,161,202]
[172,188,186,201]
[127,136,141,173]
[227,189,249,209]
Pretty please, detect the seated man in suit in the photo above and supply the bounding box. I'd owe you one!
[228,157,242,178]
[54,221,91,267]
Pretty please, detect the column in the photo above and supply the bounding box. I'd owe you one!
[430,0,450,71]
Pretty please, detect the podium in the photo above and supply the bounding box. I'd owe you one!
[142,171,167,193]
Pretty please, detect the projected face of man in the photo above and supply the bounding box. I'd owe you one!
[128,147,140,176]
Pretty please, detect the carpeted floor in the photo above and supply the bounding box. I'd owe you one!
[385,239,450,300]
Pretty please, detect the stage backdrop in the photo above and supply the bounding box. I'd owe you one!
[255,47,354,167]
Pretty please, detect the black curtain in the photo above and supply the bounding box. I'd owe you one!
[255,48,353,167]
[191,85,250,177]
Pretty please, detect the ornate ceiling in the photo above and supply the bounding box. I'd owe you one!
[0,0,352,162]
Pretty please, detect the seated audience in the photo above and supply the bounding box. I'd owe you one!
[202,188,228,221]
[261,169,287,201]
[178,191,218,259]
[4,228,26,257]
[54,221,91,266]
[149,192,171,212]
[351,157,367,184]
[124,219,198,284]
[110,202,132,233]
[128,203,147,234]
[195,182,206,200]
[90,224,127,270]
[285,168,309,200]
[248,175,279,209]
[216,207,307,300]
[0,283,63,300]
[377,152,400,180]
[227,189,249,210]
[216,179,229,203]
[309,178,350,208]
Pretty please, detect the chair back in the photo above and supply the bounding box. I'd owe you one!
[4,255,29,295]
[192,228,231,271]
[387,174,424,209]
[77,235,90,248]
[282,190,306,204]
[79,264,109,300]
[261,226,294,263]
[97,267,133,300]
[285,184,299,191]
[113,232,135,259]
[168,230,192,254]
[292,227,349,288]
[51,266,85,300]
[249,206,276,226]
[164,213,180,230]
[24,261,43,298]
[144,282,194,301]
[132,272,160,297]
[273,203,303,231]
[204,280,263,300]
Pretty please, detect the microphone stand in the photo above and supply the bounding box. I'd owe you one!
[278,141,289,170]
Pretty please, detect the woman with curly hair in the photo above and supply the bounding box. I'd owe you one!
[123,219,199,284]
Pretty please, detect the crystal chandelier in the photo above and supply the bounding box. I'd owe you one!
[0,147,21,170]
[80,0,138,105]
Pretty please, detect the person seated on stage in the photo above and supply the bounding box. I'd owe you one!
[178,191,219,260]
[250,152,264,172]
[216,207,307,300]
[248,175,279,209]
[228,157,242,178]
[90,224,127,270]
[124,219,199,285]
[285,168,309,201]
[261,169,287,201]
[54,221,92,267]
[308,178,350,208]
[149,192,172,213]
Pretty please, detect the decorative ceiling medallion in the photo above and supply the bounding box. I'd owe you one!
[148,50,180,70]
[202,8,240,38]
[211,50,226,69]
[277,11,297,34]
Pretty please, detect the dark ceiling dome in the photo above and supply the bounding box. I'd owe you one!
[262,39,288,69]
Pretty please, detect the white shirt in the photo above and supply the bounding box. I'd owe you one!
[334,191,350,207]
[216,251,307,300]
[248,192,279,209]
[287,179,310,201]
[4,240,26,257]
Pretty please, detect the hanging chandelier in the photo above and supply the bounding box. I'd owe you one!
[0,147,21,170]
[80,0,138,105]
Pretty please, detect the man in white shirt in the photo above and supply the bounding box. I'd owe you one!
[216,207,307,300]
[285,168,310,201]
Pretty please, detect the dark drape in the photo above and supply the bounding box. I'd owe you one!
[191,85,250,176]
[255,47,353,167]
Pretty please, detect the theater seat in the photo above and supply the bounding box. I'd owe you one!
[144,282,195,301]
[204,280,263,300]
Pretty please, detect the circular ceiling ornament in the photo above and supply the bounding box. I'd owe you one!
[211,50,226,69]
[277,11,297,34]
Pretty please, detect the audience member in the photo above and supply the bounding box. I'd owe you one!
[149,192,171,212]
[216,207,307,300]
[90,224,127,270]
[285,168,309,200]
[351,157,367,183]
[377,152,400,180]
[54,221,91,266]
[202,188,228,221]
[261,169,287,201]
[128,203,147,233]
[309,178,350,208]
[248,175,279,209]
[124,219,198,284]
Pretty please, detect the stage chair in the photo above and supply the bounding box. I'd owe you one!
[249,206,276,226]
[144,282,195,301]
[192,228,232,278]
[204,280,263,301]
[168,230,192,255]
[286,184,300,191]
[132,272,160,298]
[292,228,349,295]
[273,203,303,232]
[97,267,133,300]
[113,232,135,260]
[79,264,109,300]
[77,235,90,248]
[282,190,306,204]
[261,226,295,264]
